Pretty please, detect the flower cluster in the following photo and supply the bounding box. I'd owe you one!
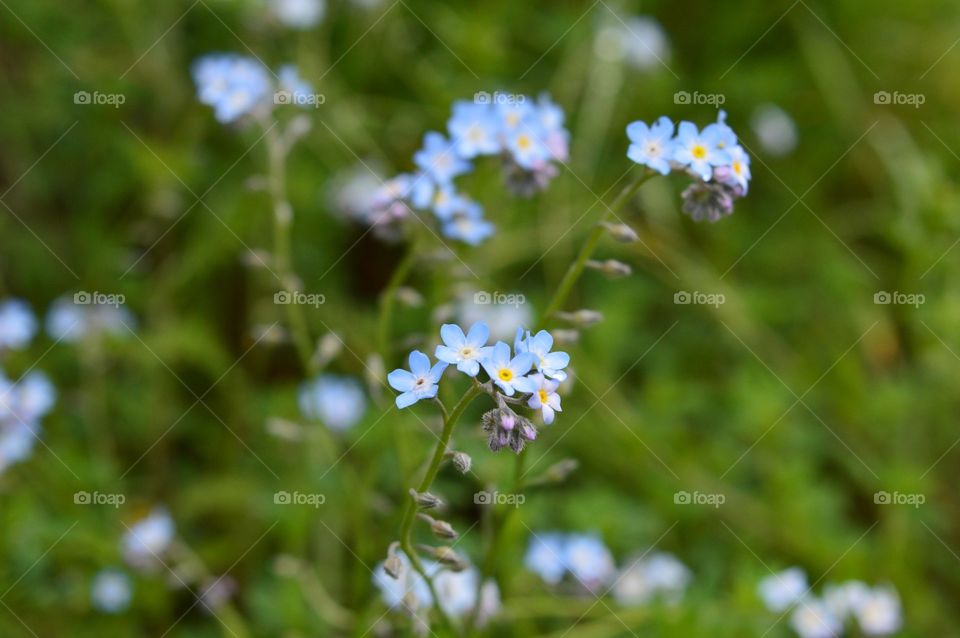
[524,531,692,603]
[758,568,902,638]
[0,299,56,476]
[192,54,314,124]
[387,321,569,453]
[626,111,751,222]
[361,95,570,245]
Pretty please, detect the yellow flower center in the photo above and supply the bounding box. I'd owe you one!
[732,161,743,175]
[691,144,707,160]
[516,134,531,150]
[460,347,474,358]
[498,368,514,382]
[538,389,549,403]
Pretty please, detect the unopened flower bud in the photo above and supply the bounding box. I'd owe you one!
[603,222,639,243]
[409,489,442,510]
[451,451,472,474]
[587,259,632,278]
[556,309,604,327]
[417,513,459,539]
[552,329,580,345]
[395,286,424,308]
[384,542,403,579]
[544,458,579,483]
[417,545,468,571]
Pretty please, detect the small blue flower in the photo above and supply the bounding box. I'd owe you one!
[480,342,536,396]
[92,569,132,614]
[413,132,471,184]
[435,322,493,377]
[0,299,37,350]
[535,94,570,162]
[563,533,616,587]
[192,54,272,124]
[704,110,738,151]
[525,373,562,424]
[442,206,495,246]
[505,122,551,170]
[626,116,676,175]
[496,101,536,133]
[721,144,751,193]
[524,532,567,585]
[672,121,730,180]
[515,328,570,381]
[278,64,314,107]
[299,374,366,430]
[430,183,470,220]
[447,101,501,158]
[387,350,448,409]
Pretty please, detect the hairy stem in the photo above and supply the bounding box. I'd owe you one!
[397,384,483,635]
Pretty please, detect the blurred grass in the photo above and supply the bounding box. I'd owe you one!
[2,0,960,636]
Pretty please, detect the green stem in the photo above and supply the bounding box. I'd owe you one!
[397,384,482,635]
[265,122,317,376]
[540,171,654,325]
[377,242,418,358]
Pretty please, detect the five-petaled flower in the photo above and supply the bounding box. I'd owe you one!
[436,322,494,377]
[388,351,448,409]
[515,328,570,381]
[526,373,562,424]
[480,342,537,396]
[626,116,676,175]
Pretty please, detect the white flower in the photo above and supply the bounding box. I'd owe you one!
[758,567,808,612]
[790,598,843,638]
[92,569,132,613]
[298,374,366,431]
[854,586,902,636]
[270,0,325,29]
[122,508,175,569]
[750,103,797,157]
[613,552,692,606]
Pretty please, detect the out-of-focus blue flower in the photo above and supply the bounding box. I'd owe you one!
[442,209,495,246]
[92,569,132,614]
[505,123,551,170]
[46,296,135,343]
[524,532,567,585]
[192,54,274,124]
[447,101,501,158]
[299,374,366,431]
[0,421,37,474]
[387,351,447,409]
[430,183,470,220]
[535,94,570,162]
[480,342,536,396]
[435,322,492,377]
[515,329,570,381]
[277,64,315,107]
[719,144,751,193]
[0,299,37,350]
[751,103,797,156]
[413,132,471,184]
[525,373,561,424]
[122,508,175,570]
[270,0,325,29]
[626,116,676,175]
[672,121,730,180]
[758,567,808,612]
[854,586,902,636]
[563,533,616,588]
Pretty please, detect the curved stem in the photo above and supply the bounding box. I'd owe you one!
[265,122,317,375]
[397,384,483,635]
[540,171,654,325]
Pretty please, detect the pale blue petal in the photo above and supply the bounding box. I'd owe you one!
[427,362,449,383]
[435,345,460,365]
[465,321,489,347]
[457,359,480,376]
[409,350,431,376]
[396,391,418,409]
[388,369,415,392]
[439,324,466,348]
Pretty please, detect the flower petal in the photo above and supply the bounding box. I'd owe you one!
[439,324,466,348]
[396,391,418,409]
[465,321,489,348]
[387,369,415,392]
[408,350,431,376]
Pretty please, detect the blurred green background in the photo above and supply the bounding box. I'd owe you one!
[2,0,959,635]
